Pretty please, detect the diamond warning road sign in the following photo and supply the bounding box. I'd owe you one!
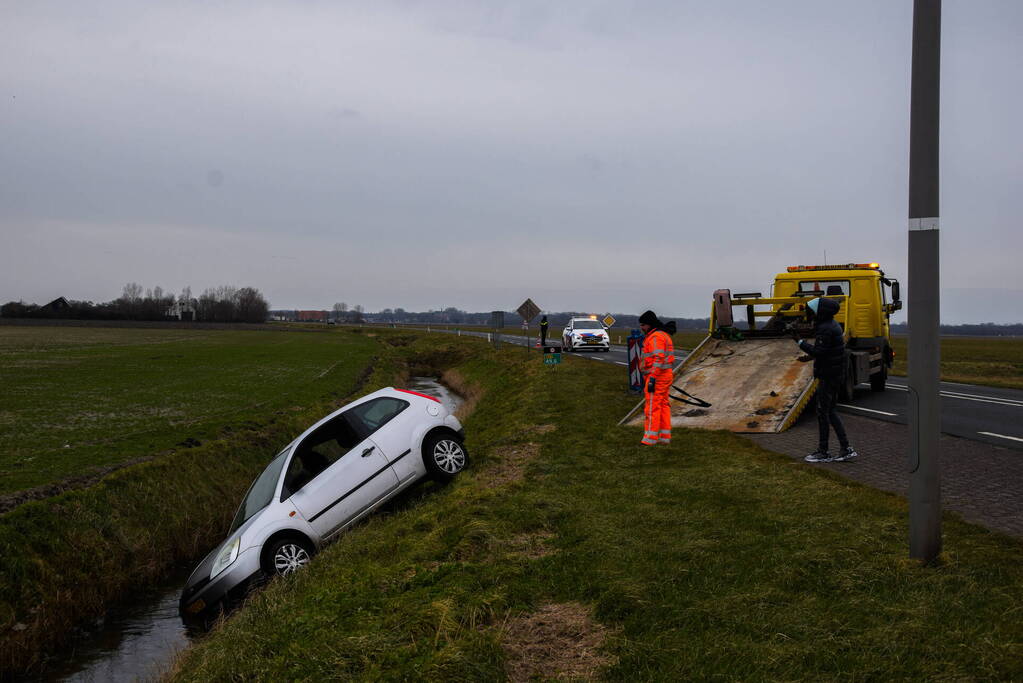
[602,313,616,328]
[517,298,541,322]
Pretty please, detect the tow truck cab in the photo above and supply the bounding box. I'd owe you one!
[773,263,902,397]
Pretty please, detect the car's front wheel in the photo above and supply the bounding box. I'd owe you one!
[423,433,468,482]
[262,537,314,577]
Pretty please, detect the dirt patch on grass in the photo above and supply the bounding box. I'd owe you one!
[526,423,557,435]
[381,334,416,347]
[476,443,540,486]
[501,602,615,682]
[0,458,154,516]
[504,531,557,559]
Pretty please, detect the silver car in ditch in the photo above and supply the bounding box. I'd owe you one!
[179,387,467,627]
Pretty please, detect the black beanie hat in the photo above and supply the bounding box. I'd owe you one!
[639,310,661,327]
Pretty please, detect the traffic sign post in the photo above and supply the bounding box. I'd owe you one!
[490,311,504,350]
[543,345,561,366]
[602,313,616,329]
[627,329,643,393]
[517,298,541,353]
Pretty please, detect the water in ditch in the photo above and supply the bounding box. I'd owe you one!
[406,375,463,414]
[33,568,192,682]
[38,377,461,682]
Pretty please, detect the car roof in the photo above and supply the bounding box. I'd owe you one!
[286,387,423,450]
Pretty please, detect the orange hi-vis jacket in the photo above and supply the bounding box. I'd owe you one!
[641,329,675,446]
[642,329,675,377]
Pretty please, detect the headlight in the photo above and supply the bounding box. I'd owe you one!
[211,537,240,579]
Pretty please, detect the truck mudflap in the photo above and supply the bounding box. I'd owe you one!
[627,336,817,433]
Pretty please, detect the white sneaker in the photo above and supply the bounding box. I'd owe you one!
[804,451,833,463]
[833,447,859,462]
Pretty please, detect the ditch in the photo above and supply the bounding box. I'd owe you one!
[31,377,463,682]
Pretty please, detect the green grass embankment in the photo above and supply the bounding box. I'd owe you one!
[0,328,386,677]
[0,326,377,496]
[171,330,1023,681]
[890,335,1023,390]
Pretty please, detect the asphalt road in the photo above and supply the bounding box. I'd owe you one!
[406,326,1023,451]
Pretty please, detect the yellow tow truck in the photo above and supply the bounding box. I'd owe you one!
[628,263,902,433]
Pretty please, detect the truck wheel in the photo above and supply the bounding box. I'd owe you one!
[870,362,888,392]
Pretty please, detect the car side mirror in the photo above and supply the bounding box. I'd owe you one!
[891,280,901,303]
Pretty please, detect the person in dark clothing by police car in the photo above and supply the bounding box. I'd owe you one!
[794,297,858,463]
[539,314,549,347]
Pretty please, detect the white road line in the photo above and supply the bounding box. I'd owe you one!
[940,390,1023,407]
[837,404,898,416]
[978,431,1023,443]
[885,383,1023,408]
[945,395,1023,408]
[615,361,628,366]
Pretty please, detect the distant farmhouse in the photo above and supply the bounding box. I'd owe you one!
[297,310,329,323]
[41,297,71,313]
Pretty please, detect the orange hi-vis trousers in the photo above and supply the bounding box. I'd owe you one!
[641,329,675,446]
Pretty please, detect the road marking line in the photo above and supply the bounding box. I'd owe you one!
[615,361,628,366]
[940,390,1023,406]
[978,432,1023,443]
[837,404,897,416]
[885,383,1023,407]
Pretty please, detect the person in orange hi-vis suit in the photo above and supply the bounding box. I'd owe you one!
[639,310,677,446]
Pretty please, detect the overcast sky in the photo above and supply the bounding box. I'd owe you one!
[2,1,1020,322]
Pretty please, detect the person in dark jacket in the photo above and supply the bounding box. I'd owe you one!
[795,297,858,463]
[540,314,549,347]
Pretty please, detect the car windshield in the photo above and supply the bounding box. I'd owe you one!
[229,451,289,533]
[573,321,603,329]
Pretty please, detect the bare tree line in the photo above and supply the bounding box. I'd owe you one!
[1,283,269,323]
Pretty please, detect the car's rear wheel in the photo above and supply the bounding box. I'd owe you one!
[263,537,314,577]
[423,433,468,482]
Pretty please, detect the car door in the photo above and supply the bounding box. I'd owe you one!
[284,410,398,540]
[356,396,420,482]
[345,395,423,479]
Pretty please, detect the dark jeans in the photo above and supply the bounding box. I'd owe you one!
[540,328,548,346]
[816,377,849,453]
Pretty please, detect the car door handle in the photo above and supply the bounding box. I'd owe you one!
[361,446,375,457]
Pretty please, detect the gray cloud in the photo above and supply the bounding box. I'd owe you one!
[1,1,1020,321]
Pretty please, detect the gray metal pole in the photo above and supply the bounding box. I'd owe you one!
[907,0,942,562]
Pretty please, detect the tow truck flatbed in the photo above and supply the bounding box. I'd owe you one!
[628,336,817,433]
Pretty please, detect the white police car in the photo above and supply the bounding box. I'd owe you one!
[562,317,610,352]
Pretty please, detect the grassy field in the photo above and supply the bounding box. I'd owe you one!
[0,326,379,495]
[0,325,387,676]
[170,330,1023,681]
[890,335,1023,390]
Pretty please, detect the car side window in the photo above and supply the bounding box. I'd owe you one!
[281,414,362,499]
[345,397,409,436]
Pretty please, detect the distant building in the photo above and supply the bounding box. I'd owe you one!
[41,296,71,313]
[166,301,196,321]
[297,310,329,322]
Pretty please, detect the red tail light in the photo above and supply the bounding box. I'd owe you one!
[397,388,441,403]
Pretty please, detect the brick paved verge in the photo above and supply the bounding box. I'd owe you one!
[746,412,1023,539]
